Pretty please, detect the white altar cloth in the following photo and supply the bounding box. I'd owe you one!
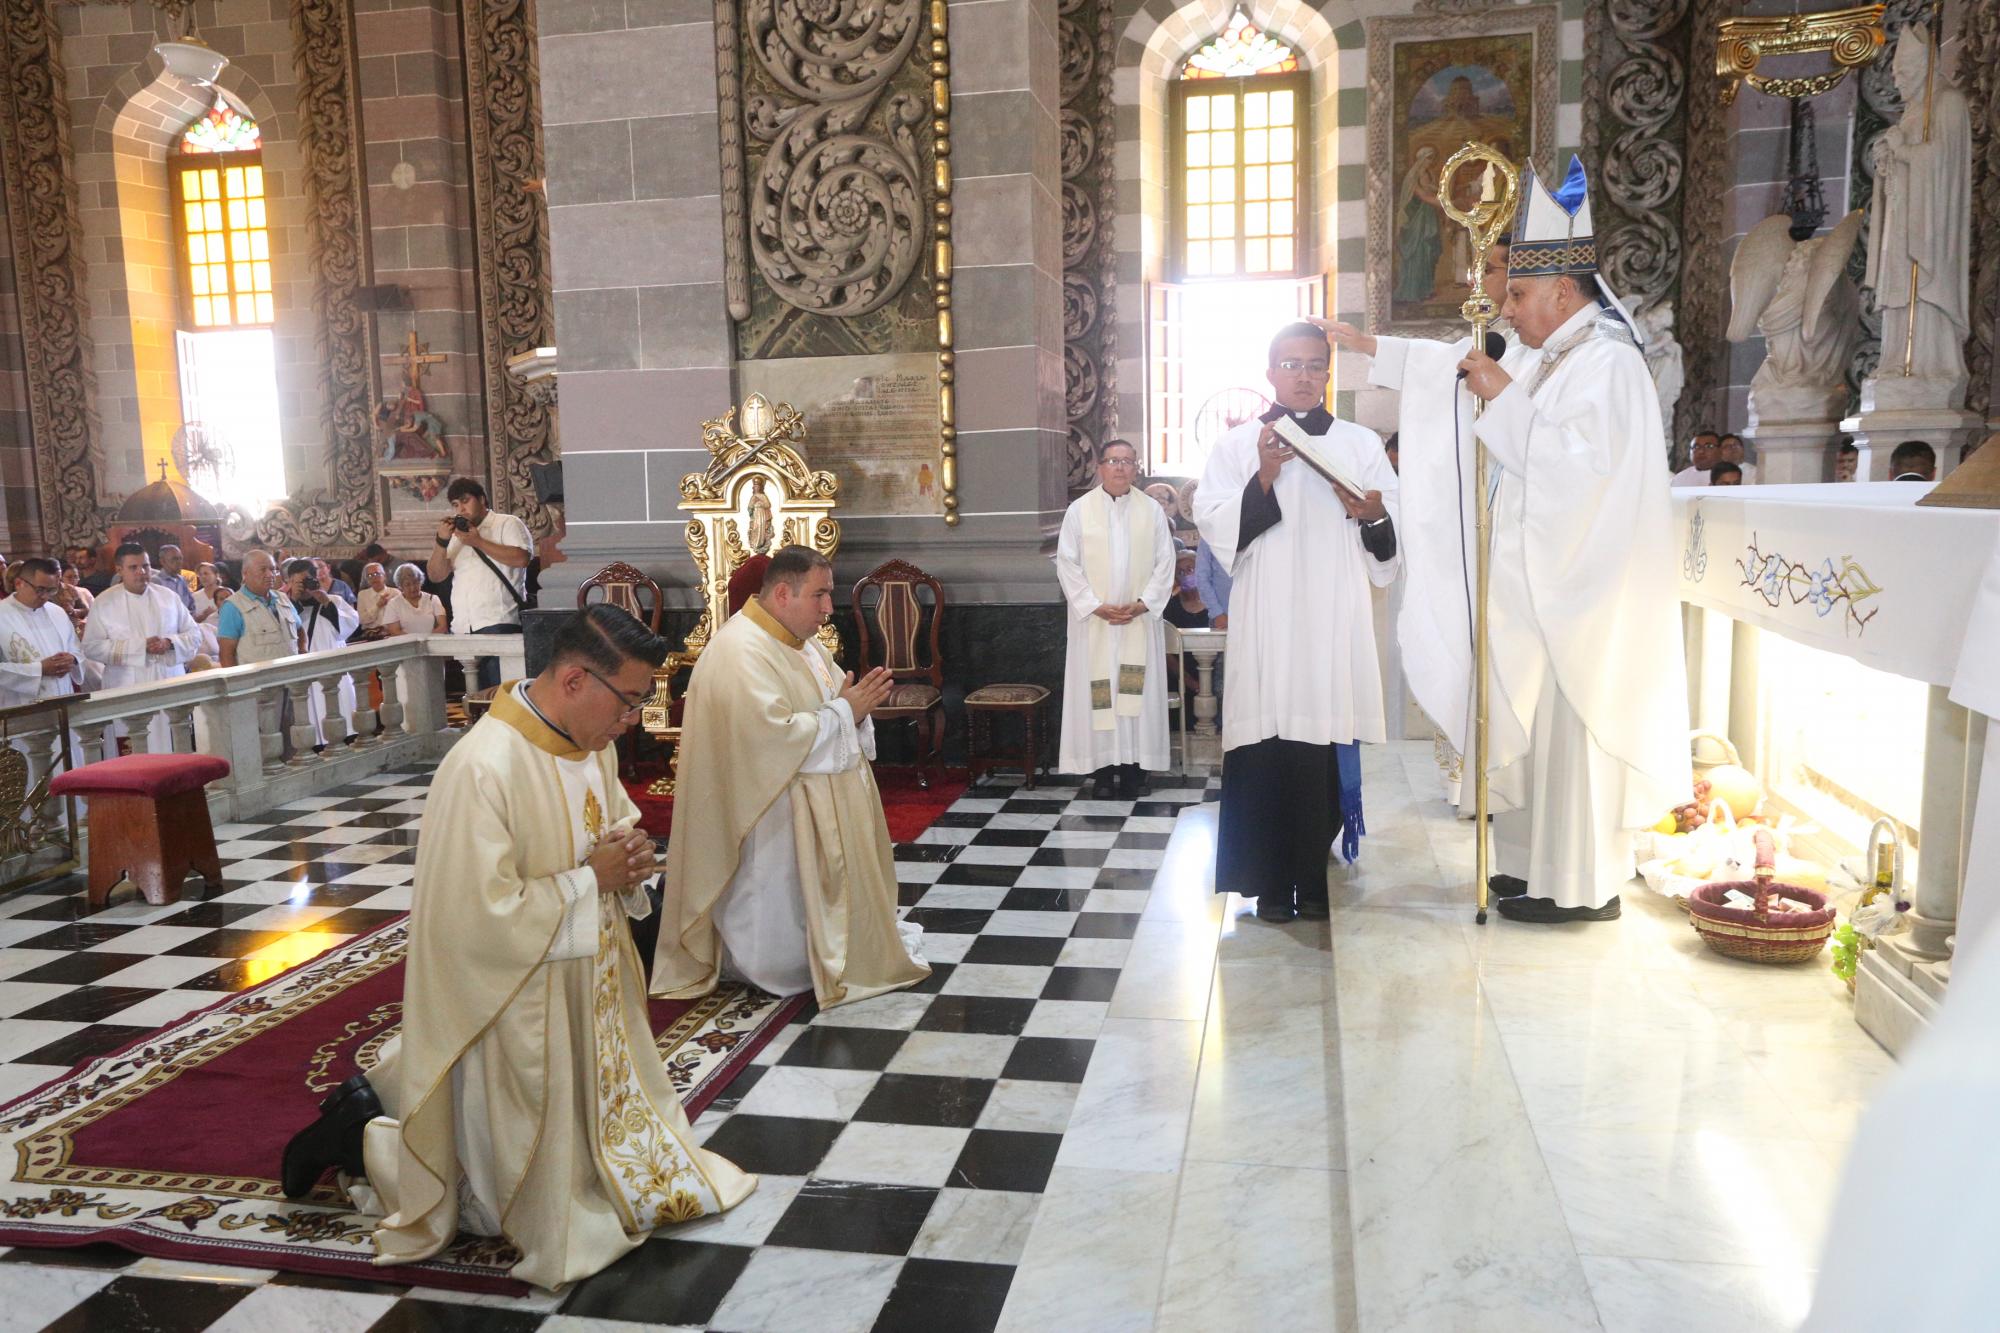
[1672,481,2000,970]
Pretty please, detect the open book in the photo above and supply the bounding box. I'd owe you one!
[1270,415,1367,499]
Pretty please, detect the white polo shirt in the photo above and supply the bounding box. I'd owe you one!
[445,510,533,632]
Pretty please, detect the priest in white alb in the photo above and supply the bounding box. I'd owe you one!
[0,559,88,709]
[1192,322,1401,922]
[83,542,202,752]
[1055,437,1174,798]
[1326,156,1691,924]
[280,605,755,1289]
[282,557,360,746]
[655,545,929,1007]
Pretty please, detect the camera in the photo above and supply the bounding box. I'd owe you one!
[301,575,320,592]
[452,515,472,532]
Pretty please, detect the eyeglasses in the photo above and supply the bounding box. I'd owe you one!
[1275,359,1331,374]
[584,668,649,718]
[1100,456,1138,468]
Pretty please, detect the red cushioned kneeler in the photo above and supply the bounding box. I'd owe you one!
[50,754,232,909]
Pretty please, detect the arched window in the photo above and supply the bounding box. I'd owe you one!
[168,97,286,512]
[1170,14,1307,278]
[171,99,272,328]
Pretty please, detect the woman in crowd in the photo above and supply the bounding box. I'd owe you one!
[378,562,447,636]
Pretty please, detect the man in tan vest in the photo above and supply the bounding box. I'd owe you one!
[653,545,929,1007]
[216,549,301,667]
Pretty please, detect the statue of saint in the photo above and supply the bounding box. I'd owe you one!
[1636,298,1686,445]
[745,476,774,555]
[376,331,449,462]
[1863,27,1971,391]
[1728,210,1865,424]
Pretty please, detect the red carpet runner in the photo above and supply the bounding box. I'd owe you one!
[626,764,971,842]
[0,921,804,1294]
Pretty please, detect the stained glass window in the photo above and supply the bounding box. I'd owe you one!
[171,101,272,328]
[177,99,261,154]
[1173,77,1305,277]
[1181,11,1299,80]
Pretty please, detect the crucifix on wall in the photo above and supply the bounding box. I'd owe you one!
[374,329,449,463]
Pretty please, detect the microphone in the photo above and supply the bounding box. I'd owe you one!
[1456,329,1507,381]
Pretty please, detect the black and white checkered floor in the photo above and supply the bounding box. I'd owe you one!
[0,766,1218,1332]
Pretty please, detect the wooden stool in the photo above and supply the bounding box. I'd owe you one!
[963,684,1051,788]
[49,754,232,909]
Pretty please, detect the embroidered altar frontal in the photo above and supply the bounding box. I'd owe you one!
[0,920,803,1294]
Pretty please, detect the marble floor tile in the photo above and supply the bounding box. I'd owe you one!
[940,963,1057,1001]
[199,1281,398,1333]
[0,1262,122,1333]
[1503,1032,1798,1136]
[1186,965,1341,1171]
[996,1165,1178,1333]
[808,991,934,1032]
[813,1121,971,1188]
[1539,1127,1840,1270]
[1106,922,1218,1022]
[1055,1017,1202,1173]
[910,1186,1043,1266]
[885,1030,1019,1079]
[976,1077,1083,1134]
[706,1246,904,1333]
[1156,1161,1348,1333]
[982,909,1080,938]
[0,1019,85,1064]
[664,1174,806,1248]
[732,1065,884,1122]
[1054,937,1130,969]
[101,988,225,1029]
[1019,998,1109,1039]
[1580,1254,1815,1333]
[1214,911,1334,968]
[1477,961,1719,1039]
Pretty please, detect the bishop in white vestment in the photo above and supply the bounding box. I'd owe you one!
[1193,323,1401,921]
[1333,156,1691,923]
[282,606,754,1290]
[82,545,202,752]
[1055,439,1174,796]
[656,546,929,1007]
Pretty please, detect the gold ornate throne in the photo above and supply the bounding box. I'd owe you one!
[641,393,841,794]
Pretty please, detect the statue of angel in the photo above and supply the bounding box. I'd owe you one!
[1727,209,1866,424]
[1635,298,1684,446]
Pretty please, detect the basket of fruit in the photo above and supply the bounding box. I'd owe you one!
[1686,828,1836,964]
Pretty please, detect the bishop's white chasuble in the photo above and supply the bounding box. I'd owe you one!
[353,685,753,1290]
[0,596,86,706]
[1370,304,1692,908]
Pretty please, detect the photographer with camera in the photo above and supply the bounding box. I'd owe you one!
[285,557,361,747]
[426,477,532,692]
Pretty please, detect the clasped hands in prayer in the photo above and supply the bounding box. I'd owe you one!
[40,652,77,677]
[838,665,895,724]
[144,636,173,656]
[588,825,658,896]
[1092,601,1148,625]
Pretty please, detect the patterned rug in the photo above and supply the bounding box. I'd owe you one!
[0,919,804,1294]
[625,763,972,842]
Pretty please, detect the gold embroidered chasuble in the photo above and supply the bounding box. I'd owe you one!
[359,686,754,1290]
[652,598,929,1008]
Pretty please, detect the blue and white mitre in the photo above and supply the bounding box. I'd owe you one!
[1506,154,1644,346]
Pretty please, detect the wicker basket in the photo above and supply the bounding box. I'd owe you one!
[1686,829,1836,964]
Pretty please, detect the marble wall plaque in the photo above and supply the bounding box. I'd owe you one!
[736,352,946,519]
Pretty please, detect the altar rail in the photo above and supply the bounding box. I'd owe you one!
[10,633,524,829]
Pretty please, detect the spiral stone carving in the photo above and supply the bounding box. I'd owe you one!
[741,0,927,318]
[1602,127,1683,211]
[1062,181,1098,265]
[1063,273,1099,342]
[1059,18,1095,105]
[1060,109,1096,180]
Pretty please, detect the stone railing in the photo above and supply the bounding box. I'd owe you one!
[7,633,524,828]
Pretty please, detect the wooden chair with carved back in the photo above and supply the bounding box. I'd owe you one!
[852,558,946,790]
[576,562,664,775]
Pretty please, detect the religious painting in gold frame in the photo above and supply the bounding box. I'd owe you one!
[1364,6,1558,339]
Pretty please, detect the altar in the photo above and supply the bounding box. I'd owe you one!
[1672,482,2000,1055]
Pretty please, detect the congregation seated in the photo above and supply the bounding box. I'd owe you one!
[374,563,447,636]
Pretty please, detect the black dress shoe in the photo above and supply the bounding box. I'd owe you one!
[1255,894,1299,923]
[282,1073,383,1199]
[1115,765,1147,799]
[1295,892,1330,920]
[1488,875,1530,898]
[1495,894,1621,924]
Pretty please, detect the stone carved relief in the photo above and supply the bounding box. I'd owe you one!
[1674,0,1730,444]
[236,0,377,551]
[0,0,107,552]
[460,0,556,539]
[741,0,926,325]
[1957,3,1997,421]
[1061,0,1119,497]
[1581,0,1697,440]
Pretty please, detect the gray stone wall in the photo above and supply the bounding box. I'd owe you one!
[0,173,33,552]
[538,0,1070,609]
